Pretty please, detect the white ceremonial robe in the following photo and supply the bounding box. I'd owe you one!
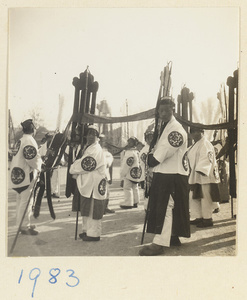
[102,147,114,199]
[10,134,42,229]
[147,115,190,246]
[152,115,188,175]
[10,134,42,189]
[187,136,220,219]
[70,141,107,200]
[69,141,106,237]
[38,141,61,196]
[139,144,149,182]
[102,147,113,181]
[139,143,153,210]
[187,136,220,185]
[120,147,141,206]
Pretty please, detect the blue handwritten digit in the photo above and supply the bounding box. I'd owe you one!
[66,269,80,287]
[18,269,23,284]
[29,268,41,298]
[49,268,61,284]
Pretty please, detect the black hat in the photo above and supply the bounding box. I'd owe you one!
[21,119,35,130]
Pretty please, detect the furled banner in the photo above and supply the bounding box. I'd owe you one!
[72,108,236,130]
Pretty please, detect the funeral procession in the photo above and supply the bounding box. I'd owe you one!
[7,9,238,258]
[7,61,237,257]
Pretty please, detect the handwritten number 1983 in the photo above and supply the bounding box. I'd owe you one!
[18,268,79,298]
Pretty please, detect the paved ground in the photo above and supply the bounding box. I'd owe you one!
[7,166,236,257]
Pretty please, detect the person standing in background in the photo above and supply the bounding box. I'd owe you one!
[99,134,115,214]
[119,136,141,209]
[139,130,154,211]
[187,127,221,228]
[39,133,62,198]
[9,119,42,235]
[139,97,190,256]
[69,125,107,241]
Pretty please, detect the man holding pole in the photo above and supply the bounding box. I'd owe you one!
[139,97,190,256]
[9,119,42,235]
[69,125,107,241]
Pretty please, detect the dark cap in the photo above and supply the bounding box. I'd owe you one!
[99,133,106,139]
[45,132,52,138]
[144,130,154,136]
[159,96,175,107]
[128,136,137,142]
[127,136,138,146]
[87,124,99,137]
[21,119,35,130]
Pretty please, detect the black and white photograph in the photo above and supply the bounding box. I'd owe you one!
[1,2,246,300]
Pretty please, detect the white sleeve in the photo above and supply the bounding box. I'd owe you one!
[154,129,186,163]
[120,152,131,178]
[195,141,212,177]
[106,151,114,167]
[23,137,42,172]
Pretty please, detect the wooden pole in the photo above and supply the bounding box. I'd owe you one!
[226,69,238,218]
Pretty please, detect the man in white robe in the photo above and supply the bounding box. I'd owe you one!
[119,136,141,209]
[139,97,190,256]
[69,125,107,241]
[187,128,221,227]
[99,134,115,214]
[139,130,154,210]
[9,119,42,235]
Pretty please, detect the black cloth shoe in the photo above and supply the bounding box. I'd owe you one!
[79,232,86,239]
[120,205,133,209]
[82,235,100,242]
[190,218,203,225]
[133,203,138,208]
[170,236,181,246]
[213,208,220,214]
[196,218,213,228]
[139,243,164,256]
[21,228,39,235]
[52,193,60,198]
[105,208,115,214]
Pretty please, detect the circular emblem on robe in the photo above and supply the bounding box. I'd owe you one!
[214,147,219,157]
[126,157,134,166]
[130,167,142,179]
[168,131,184,147]
[23,145,37,160]
[81,156,97,171]
[213,166,220,181]
[141,153,147,163]
[98,178,107,196]
[14,140,21,156]
[208,151,214,163]
[182,152,189,171]
[11,167,25,184]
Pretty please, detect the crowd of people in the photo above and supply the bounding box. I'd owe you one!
[9,97,230,255]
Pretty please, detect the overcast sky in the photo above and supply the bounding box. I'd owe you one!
[8,7,239,131]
